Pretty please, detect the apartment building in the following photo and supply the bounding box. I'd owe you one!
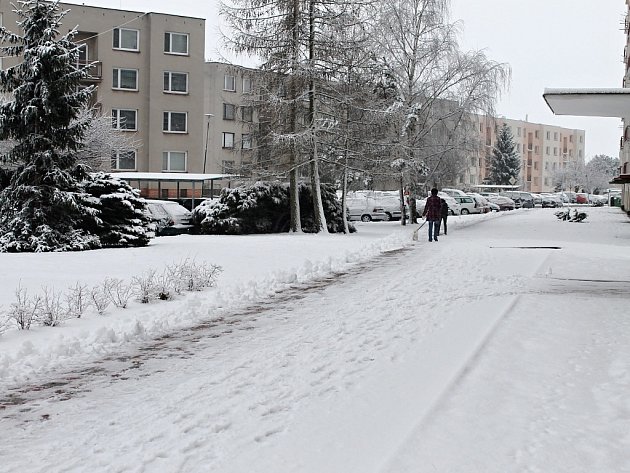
[615,0,630,209]
[471,116,585,193]
[204,62,257,176]
[0,1,206,198]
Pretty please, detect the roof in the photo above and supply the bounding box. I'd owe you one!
[112,172,234,182]
[543,88,630,118]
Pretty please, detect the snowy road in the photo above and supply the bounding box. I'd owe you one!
[1,208,629,472]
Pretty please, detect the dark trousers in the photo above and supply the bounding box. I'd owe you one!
[440,215,447,235]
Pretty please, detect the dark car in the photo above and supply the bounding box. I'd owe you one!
[499,191,534,209]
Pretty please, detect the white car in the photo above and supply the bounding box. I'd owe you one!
[453,195,483,215]
[346,197,388,222]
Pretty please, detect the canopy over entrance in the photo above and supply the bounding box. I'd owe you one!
[543,88,630,118]
[113,172,236,208]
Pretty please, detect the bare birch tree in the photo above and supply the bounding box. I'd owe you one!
[373,0,510,217]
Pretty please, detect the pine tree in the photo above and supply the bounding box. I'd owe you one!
[0,1,145,252]
[488,123,521,185]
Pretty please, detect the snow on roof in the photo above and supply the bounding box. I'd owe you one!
[112,172,235,182]
[543,88,630,118]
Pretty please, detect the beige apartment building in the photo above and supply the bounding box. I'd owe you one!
[204,62,257,176]
[1,1,207,199]
[468,116,585,193]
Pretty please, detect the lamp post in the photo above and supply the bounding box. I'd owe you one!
[203,113,214,174]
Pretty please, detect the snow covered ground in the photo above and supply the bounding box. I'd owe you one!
[1,207,629,473]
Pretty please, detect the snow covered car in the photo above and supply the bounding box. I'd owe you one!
[145,200,193,236]
[486,195,516,211]
[346,197,388,222]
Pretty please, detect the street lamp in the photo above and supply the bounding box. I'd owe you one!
[203,113,214,174]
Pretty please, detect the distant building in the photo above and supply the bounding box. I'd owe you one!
[469,116,585,193]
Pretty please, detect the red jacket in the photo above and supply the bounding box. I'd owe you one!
[423,195,442,220]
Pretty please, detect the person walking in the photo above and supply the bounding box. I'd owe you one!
[422,188,442,242]
[439,198,449,236]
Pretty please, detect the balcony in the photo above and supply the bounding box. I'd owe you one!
[77,60,102,82]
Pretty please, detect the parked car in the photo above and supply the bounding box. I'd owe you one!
[486,195,515,211]
[467,193,491,213]
[453,195,482,215]
[540,193,563,208]
[530,193,543,206]
[499,191,534,208]
[146,200,194,236]
[576,193,589,204]
[346,197,388,222]
[441,187,468,198]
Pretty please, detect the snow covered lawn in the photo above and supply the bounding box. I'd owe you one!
[1,207,629,473]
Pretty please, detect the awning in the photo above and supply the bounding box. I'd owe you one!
[111,172,237,208]
[543,88,630,118]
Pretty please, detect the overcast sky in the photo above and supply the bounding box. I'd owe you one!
[64,0,627,160]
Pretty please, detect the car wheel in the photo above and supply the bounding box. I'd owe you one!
[384,212,393,221]
[361,215,372,222]
[460,208,470,215]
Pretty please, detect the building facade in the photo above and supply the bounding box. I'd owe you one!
[468,116,585,193]
[615,0,630,210]
[1,1,206,198]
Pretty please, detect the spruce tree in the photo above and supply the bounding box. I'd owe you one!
[0,1,112,251]
[488,123,521,185]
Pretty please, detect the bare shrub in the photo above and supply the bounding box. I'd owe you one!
[65,282,91,318]
[103,277,132,309]
[38,286,67,327]
[154,271,173,301]
[0,306,11,335]
[132,269,157,304]
[165,259,223,293]
[9,284,41,330]
[90,284,110,315]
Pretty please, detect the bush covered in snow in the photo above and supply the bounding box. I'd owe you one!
[192,182,354,234]
[0,170,153,252]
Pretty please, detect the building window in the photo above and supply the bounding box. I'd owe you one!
[534,161,538,170]
[545,162,549,170]
[544,177,549,186]
[112,109,137,131]
[579,149,583,158]
[77,43,88,63]
[569,135,573,143]
[534,145,539,154]
[569,149,573,157]
[535,130,539,139]
[517,127,521,137]
[162,151,187,172]
[224,75,236,91]
[554,132,558,140]
[242,133,252,149]
[545,146,550,155]
[163,111,187,133]
[111,150,137,170]
[223,103,236,120]
[163,71,188,93]
[546,131,550,140]
[164,32,189,55]
[522,143,526,152]
[222,160,235,173]
[241,106,253,122]
[113,68,138,90]
[222,132,235,148]
[553,162,557,170]
[243,77,253,93]
[113,28,139,51]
